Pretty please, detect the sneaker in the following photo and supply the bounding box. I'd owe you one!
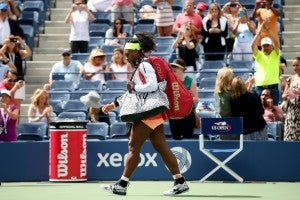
[101,183,127,196]
[163,181,189,196]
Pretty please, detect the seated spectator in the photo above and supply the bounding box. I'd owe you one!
[0,2,24,46]
[80,91,110,124]
[28,88,54,125]
[109,48,133,80]
[87,0,111,12]
[0,50,17,81]
[82,48,107,84]
[49,48,83,85]
[231,77,267,140]
[0,89,19,142]
[261,89,284,122]
[105,17,127,46]
[1,35,32,80]
[172,24,199,71]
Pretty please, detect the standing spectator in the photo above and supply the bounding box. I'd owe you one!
[221,1,242,57]
[172,24,199,71]
[1,35,32,80]
[28,88,54,125]
[49,49,83,85]
[195,2,207,19]
[0,50,17,81]
[0,2,23,46]
[281,57,300,141]
[232,7,256,61]
[251,20,280,105]
[261,89,284,122]
[214,66,233,117]
[105,17,127,46]
[231,77,267,140]
[173,0,202,41]
[153,0,174,37]
[0,89,19,142]
[109,48,133,81]
[82,48,107,84]
[101,32,189,196]
[111,0,134,26]
[1,0,20,20]
[87,0,111,12]
[252,0,281,48]
[65,0,95,53]
[168,58,199,140]
[202,3,228,60]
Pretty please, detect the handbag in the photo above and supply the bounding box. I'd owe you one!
[118,81,169,122]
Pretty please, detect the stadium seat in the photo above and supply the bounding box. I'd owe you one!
[154,37,175,45]
[57,111,87,121]
[101,44,122,54]
[89,37,105,48]
[134,24,156,35]
[110,122,128,139]
[86,122,109,140]
[93,11,112,25]
[105,80,127,90]
[123,24,133,36]
[199,77,216,89]
[63,100,88,115]
[20,25,35,51]
[89,23,110,37]
[100,90,126,104]
[199,117,244,182]
[71,53,89,64]
[77,80,102,92]
[228,60,254,70]
[48,90,71,102]
[198,89,214,99]
[70,90,89,100]
[201,60,226,70]
[17,122,48,141]
[266,121,284,141]
[22,1,46,29]
[18,11,40,39]
[156,43,174,54]
[163,121,172,139]
[50,80,75,91]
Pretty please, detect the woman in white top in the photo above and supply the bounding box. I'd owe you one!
[105,17,127,46]
[28,89,54,125]
[109,48,133,80]
[65,0,95,53]
[232,7,256,61]
[83,48,108,84]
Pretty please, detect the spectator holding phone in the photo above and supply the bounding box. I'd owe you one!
[65,0,95,53]
[260,89,284,122]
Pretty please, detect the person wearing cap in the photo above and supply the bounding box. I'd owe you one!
[251,20,280,105]
[49,48,83,85]
[0,2,24,46]
[82,48,107,84]
[0,0,20,20]
[0,88,19,142]
[65,0,95,53]
[101,32,189,196]
[195,1,207,19]
[169,58,199,140]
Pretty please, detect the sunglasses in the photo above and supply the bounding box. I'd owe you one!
[62,53,70,57]
[115,22,122,25]
[211,8,218,11]
[8,78,17,83]
[292,64,299,67]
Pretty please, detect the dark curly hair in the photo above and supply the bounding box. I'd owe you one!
[133,31,156,52]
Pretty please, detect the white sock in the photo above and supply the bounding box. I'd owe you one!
[173,174,182,179]
[121,175,129,182]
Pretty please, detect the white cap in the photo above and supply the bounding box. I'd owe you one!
[261,37,273,46]
[1,89,11,97]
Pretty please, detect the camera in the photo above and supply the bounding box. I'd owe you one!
[230,2,237,7]
[10,38,18,43]
[239,10,245,17]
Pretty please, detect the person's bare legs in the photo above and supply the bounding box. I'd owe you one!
[157,25,173,37]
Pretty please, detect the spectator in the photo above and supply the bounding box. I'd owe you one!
[231,77,267,140]
[261,89,284,122]
[0,50,17,81]
[109,48,133,81]
[172,24,199,71]
[87,0,111,12]
[251,20,280,105]
[168,58,199,140]
[281,57,300,141]
[195,2,207,19]
[279,55,288,97]
[0,2,24,46]
[82,48,107,84]
[232,7,255,61]
[1,35,32,80]
[214,66,233,117]
[202,3,228,60]
[173,0,202,41]
[105,17,127,46]
[28,88,54,125]
[0,89,19,142]
[221,1,242,57]
[111,0,134,26]
[1,0,20,20]
[65,0,95,53]
[252,0,281,48]
[49,49,83,85]
[153,0,174,37]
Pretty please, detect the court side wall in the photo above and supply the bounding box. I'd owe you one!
[0,140,300,182]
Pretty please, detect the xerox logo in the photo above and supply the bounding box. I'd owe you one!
[170,147,192,174]
[96,153,158,167]
[212,121,232,132]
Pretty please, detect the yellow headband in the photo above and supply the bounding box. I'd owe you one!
[124,42,141,50]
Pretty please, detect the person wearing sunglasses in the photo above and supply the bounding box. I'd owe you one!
[105,17,127,46]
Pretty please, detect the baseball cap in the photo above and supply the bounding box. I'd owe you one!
[0,3,8,10]
[59,48,71,55]
[196,2,207,11]
[1,89,11,97]
[261,37,273,46]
